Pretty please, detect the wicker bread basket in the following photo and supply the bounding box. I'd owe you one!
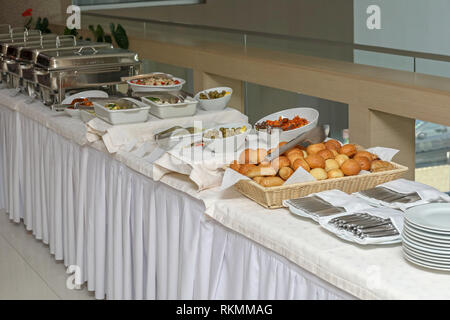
[235,162,408,209]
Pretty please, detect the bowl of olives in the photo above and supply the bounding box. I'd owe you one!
[194,87,233,111]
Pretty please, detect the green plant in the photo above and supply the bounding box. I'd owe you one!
[88,23,129,49]
[35,17,51,34]
[110,23,129,49]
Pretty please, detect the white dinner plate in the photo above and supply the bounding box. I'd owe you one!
[404,223,450,242]
[405,219,450,235]
[403,231,450,250]
[404,224,450,244]
[403,243,450,262]
[404,203,450,233]
[61,90,108,105]
[403,252,450,271]
[402,235,450,255]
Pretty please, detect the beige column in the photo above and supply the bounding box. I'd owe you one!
[350,104,416,180]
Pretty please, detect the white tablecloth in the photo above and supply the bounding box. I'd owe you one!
[2,89,450,300]
[0,93,352,300]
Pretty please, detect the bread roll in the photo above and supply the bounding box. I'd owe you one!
[285,147,304,158]
[246,166,277,178]
[259,176,285,187]
[327,168,344,179]
[330,149,339,158]
[238,164,256,175]
[271,156,290,172]
[325,139,341,152]
[305,154,325,169]
[293,158,310,172]
[288,152,304,167]
[353,156,371,171]
[306,143,326,155]
[335,154,349,167]
[370,160,394,172]
[354,151,373,161]
[339,144,357,157]
[325,159,340,172]
[230,160,240,172]
[253,176,264,184]
[239,149,258,164]
[256,148,268,163]
[310,168,328,180]
[317,149,334,160]
[341,159,361,176]
[279,167,294,180]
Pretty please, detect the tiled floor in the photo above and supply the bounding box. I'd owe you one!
[0,209,94,300]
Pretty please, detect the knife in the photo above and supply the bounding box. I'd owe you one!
[263,126,326,162]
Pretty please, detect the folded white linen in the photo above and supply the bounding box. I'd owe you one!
[284,190,374,222]
[354,178,450,211]
[86,107,248,154]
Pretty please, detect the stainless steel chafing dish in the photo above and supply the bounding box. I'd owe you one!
[0,29,43,83]
[3,34,61,89]
[34,46,140,105]
[19,39,113,99]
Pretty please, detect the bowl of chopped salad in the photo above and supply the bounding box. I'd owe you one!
[255,107,319,142]
[127,73,185,92]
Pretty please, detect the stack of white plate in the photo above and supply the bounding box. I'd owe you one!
[402,203,450,271]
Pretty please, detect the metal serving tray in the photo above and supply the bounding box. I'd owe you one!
[34,46,141,105]
[21,41,113,98]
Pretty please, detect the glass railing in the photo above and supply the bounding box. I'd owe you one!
[80,12,450,192]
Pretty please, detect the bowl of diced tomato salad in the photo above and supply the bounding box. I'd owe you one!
[254,107,319,142]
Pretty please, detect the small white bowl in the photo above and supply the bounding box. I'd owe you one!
[194,87,232,111]
[203,122,251,153]
[255,107,319,142]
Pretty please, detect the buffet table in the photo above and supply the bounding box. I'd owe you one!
[1,89,449,300]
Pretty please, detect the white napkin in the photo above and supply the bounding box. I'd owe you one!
[318,207,404,245]
[283,190,374,222]
[354,179,450,211]
[154,144,234,190]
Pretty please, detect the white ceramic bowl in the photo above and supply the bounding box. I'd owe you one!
[203,122,251,153]
[61,90,108,105]
[255,107,319,142]
[194,87,232,111]
[127,73,185,93]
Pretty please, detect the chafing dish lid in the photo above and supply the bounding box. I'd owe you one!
[1,35,46,55]
[6,36,62,59]
[20,41,112,64]
[36,47,140,70]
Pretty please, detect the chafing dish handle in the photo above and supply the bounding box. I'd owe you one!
[4,59,16,65]
[76,46,98,55]
[18,63,33,71]
[56,35,77,48]
[22,29,42,42]
[34,69,49,76]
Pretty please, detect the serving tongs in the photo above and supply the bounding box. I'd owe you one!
[263,126,327,162]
